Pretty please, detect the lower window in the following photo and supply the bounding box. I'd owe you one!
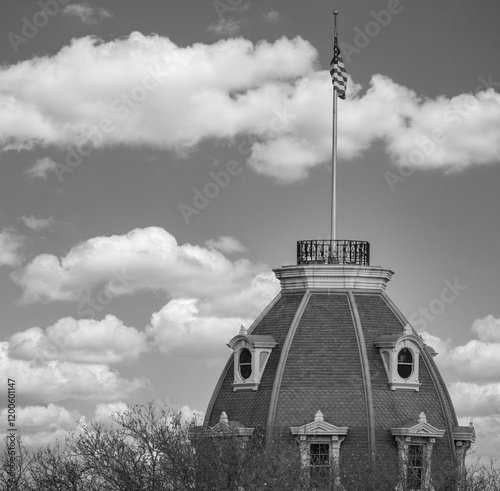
[406,444,424,489]
[310,443,330,482]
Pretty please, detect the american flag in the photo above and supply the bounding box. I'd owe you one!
[330,36,347,99]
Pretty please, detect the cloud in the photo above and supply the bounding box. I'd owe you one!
[146,298,250,359]
[422,324,500,461]
[459,416,500,461]
[449,382,500,418]
[422,316,500,383]
[175,405,204,425]
[471,315,500,342]
[11,227,279,313]
[208,18,242,36]
[8,315,148,364]
[2,34,497,181]
[0,403,83,448]
[0,227,25,267]
[23,157,59,179]
[63,3,112,25]
[421,318,500,460]
[1,403,80,433]
[94,401,128,424]
[1,342,147,403]
[263,11,281,23]
[205,236,248,254]
[1,34,499,181]
[0,34,316,156]
[20,215,55,231]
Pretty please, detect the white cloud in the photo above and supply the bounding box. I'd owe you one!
[0,34,316,159]
[422,316,500,383]
[1,34,500,182]
[8,315,148,364]
[146,298,250,359]
[0,227,25,267]
[11,227,279,313]
[263,11,281,23]
[0,403,83,448]
[94,401,128,424]
[459,416,500,462]
[0,35,498,182]
[205,236,248,254]
[23,157,59,179]
[421,320,500,462]
[1,342,147,403]
[20,215,54,231]
[1,403,79,433]
[208,18,242,36]
[175,405,204,425]
[471,315,500,342]
[421,326,500,461]
[63,3,112,25]
[449,382,500,418]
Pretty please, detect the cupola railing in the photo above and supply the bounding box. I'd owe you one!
[297,239,370,266]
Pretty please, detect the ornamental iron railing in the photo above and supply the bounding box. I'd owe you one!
[297,240,370,266]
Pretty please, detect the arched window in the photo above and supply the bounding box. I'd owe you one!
[397,348,413,379]
[239,349,252,379]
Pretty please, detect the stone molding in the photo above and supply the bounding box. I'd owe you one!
[274,264,394,292]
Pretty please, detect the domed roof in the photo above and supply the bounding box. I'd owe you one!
[205,248,473,473]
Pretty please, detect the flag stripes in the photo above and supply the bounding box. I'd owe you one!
[330,36,347,99]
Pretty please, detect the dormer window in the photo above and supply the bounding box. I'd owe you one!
[239,349,252,379]
[228,325,277,391]
[391,412,445,491]
[291,410,348,485]
[374,326,422,391]
[397,348,413,379]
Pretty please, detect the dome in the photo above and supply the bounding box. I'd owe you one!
[205,241,475,487]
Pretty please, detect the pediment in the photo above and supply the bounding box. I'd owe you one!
[290,410,348,437]
[391,413,445,439]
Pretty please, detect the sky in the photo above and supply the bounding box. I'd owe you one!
[0,0,500,461]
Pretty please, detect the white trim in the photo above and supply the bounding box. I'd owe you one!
[375,334,423,391]
[274,264,394,291]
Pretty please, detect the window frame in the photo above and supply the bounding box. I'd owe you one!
[397,347,414,379]
[375,331,422,391]
[406,443,424,489]
[391,412,445,491]
[227,330,277,391]
[238,348,252,380]
[309,442,332,483]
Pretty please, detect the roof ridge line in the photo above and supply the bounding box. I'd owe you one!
[265,289,311,440]
[347,290,376,460]
[380,292,457,461]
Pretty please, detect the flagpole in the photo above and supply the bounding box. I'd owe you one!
[330,10,339,242]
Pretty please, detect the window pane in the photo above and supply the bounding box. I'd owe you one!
[239,349,252,379]
[407,444,423,489]
[397,348,413,379]
[240,349,252,363]
[310,444,330,486]
[310,443,330,466]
